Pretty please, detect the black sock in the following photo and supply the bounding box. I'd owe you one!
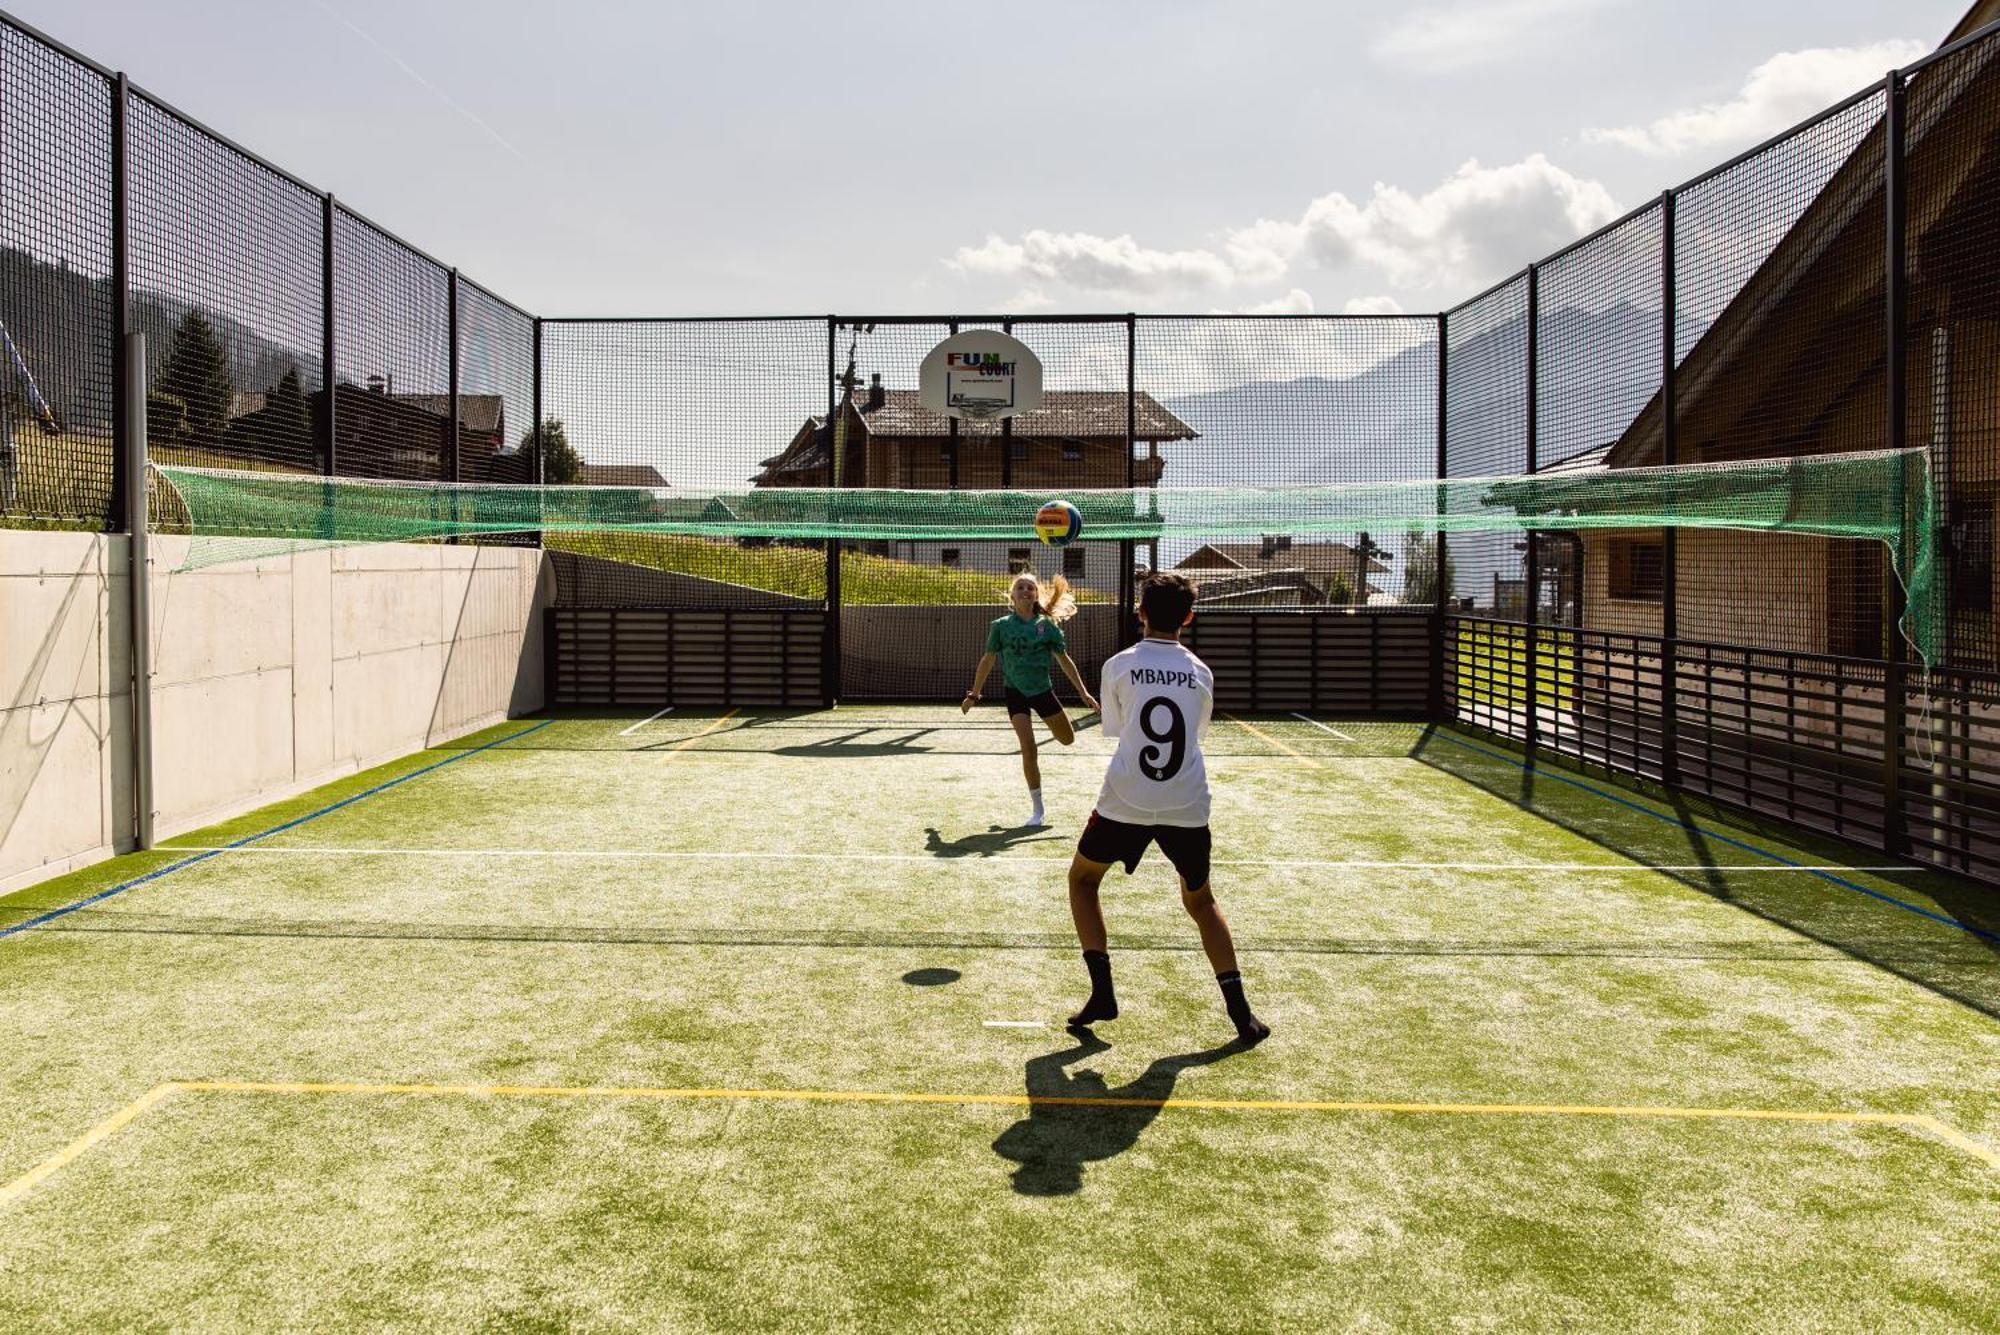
[1217,970,1270,1045]
[1068,949,1118,1027]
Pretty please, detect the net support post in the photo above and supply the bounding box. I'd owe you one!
[1881,68,1909,857]
[109,72,131,530]
[123,332,155,851]
[1523,265,1539,765]
[1431,313,1448,720]
[822,317,842,705]
[1120,314,1139,651]
[321,193,337,477]
[1659,188,1680,788]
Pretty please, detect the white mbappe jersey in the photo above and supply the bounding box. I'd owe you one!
[1094,638,1215,827]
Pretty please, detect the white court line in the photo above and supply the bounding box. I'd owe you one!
[983,1020,1046,1028]
[617,706,675,737]
[1290,713,1359,743]
[149,846,1912,874]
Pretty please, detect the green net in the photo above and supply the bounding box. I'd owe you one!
[153,447,1939,662]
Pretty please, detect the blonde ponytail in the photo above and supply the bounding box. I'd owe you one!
[1039,573,1078,624]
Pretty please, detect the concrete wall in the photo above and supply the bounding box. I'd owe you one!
[2,533,549,895]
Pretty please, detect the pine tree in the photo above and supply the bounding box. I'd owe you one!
[161,309,233,450]
[529,418,582,484]
[264,365,312,464]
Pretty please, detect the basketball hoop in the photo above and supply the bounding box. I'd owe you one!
[919,330,1044,423]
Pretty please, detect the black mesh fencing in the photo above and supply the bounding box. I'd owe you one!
[537,318,829,608]
[0,17,114,528]
[1136,316,1438,612]
[1671,91,1889,659]
[128,90,324,538]
[1906,37,2000,675]
[330,207,451,482]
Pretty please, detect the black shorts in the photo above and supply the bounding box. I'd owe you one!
[1004,686,1063,719]
[1077,812,1212,890]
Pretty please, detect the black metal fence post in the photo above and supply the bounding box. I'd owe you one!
[822,317,841,705]
[446,268,461,485]
[321,194,338,477]
[1882,69,1909,857]
[946,320,961,489]
[1660,189,1680,788]
[1523,265,1540,765]
[999,319,1015,488]
[109,71,130,530]
[530,317,543,486]
[1432,313,1449,720]
[1121,314,1138,650]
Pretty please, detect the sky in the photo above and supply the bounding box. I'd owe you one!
[17,0,1972,319]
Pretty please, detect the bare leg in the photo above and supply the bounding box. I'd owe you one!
[1067,854,1118,1026]
[1183,878,1268,1044]
[1044,711,1076,746]
[1010,713,1042,791]
[1069,855,1111,953]
[1179,880,1238,976]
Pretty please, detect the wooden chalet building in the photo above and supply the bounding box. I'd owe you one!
[753,376,1198,588]
[1580,0,2000,668]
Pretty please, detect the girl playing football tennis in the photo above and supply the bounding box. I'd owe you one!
[962,572,1099,828]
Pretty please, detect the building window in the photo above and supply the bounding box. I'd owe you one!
[1008,547,1031,574]
[1063,546,1086,578]
[1607,535,1664,601]
[1952,495,1993,614]
[939,548,961,569]
[1062,442,1083,463]
[1010,437,1028,461]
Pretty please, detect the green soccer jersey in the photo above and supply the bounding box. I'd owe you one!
[986,612,1067,694]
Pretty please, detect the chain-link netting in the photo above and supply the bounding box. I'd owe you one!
[1136,316,1438,611]
[538,318,829,608]
[331,207,450,482]
[1669,91,1890,658]
[128,92,325,540]
[1906,37,2000,674]
[0,18,114,528]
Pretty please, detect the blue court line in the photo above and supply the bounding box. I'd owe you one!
[0,719,554,942]
[1427,728,1998,945]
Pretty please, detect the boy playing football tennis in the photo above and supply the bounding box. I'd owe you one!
[1064,572,1269,1045]
[962,571,1099,828]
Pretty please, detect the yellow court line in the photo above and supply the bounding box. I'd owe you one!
[1224,713,1323,768]
[0,1082,181,1208]
[657,709,739,757]
[6,1078,1991,1208]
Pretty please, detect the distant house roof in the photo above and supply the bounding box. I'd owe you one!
[853,388,1196,442]
[1178,539,1390,576]
[756,388,1198,480]
[389,394,508,436]
[579,463,670,488]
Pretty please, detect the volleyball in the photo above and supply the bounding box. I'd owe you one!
[1034,499,1083,546]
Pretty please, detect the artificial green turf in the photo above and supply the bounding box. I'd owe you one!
[1,708,1996,1329]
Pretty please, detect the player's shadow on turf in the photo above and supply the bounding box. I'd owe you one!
[924,825,1063,858]
[990,1033,1245,1197]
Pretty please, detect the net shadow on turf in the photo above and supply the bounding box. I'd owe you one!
[5,905,1990,966]
[1410,727,2000,1021]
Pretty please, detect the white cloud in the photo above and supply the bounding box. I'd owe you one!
[1259,154,1621,293]
[1342,295,1405,315]
[946,155,1618,309]
[1372,0,1617,73]
[1003,287,1054,312]
[1234,289,1318,315]
[1585,40,1928,156]
[949,230,1236,297]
